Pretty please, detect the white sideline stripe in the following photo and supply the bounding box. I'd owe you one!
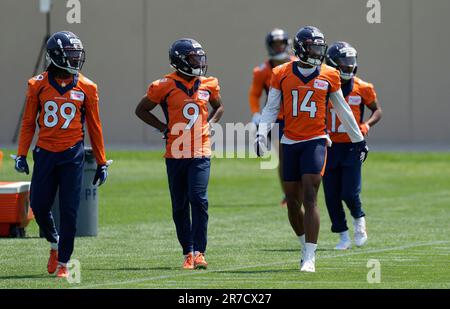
[76,240,450,289]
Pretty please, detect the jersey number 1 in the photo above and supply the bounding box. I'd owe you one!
[292,90,317,118]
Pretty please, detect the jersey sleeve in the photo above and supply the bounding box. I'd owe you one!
[270,65,284,91]
[146,78,170,104]
[205,76,221,102]
[360,81,377,105]
[248,67,265,114]
[327,67,341,93]
[17,79,40,157]
[83,82,107,165]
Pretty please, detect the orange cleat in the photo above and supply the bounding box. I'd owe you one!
[56,265,69,278]
[183,252,194,270]
[47,249,58,274]
[194,252,208,269]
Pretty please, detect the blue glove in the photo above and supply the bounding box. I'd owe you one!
[14,156,29,175]
[354,140,369,162]
[93,164,108,186]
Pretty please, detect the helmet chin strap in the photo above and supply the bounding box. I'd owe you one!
[49,57,78,75]
[340,71,354,80]
[298,58,320,68]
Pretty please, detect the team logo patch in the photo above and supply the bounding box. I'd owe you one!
[348,96,362,105]
[197,90,210,101]
[70,90,85,101]
[314,79,329,90]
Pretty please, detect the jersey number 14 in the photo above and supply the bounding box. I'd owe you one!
[291,90,317,118]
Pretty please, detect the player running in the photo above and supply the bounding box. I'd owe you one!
[323,42,382,250]
[249,28,295,207]
[135,38,224,270]
[255,26,368,272]
[14,31,109,278]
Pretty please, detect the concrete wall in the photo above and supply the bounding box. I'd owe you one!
[1,0,449,148]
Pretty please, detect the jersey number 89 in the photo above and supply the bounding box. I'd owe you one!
[43,101,77,129]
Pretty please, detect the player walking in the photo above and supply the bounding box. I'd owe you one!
[14,31,109,278]
[255,26,368,272]
[135,38,224,270]
[323,42,382,249]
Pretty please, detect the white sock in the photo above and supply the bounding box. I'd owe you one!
[194,251,201,256]
[50,236,59,250]
[305,243,317,258]
[339,230,350,241]
[298,234,305,249]
[58,262,67,267]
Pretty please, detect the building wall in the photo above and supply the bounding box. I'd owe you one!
[1,0,449,148]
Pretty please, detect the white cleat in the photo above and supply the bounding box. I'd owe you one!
[300,259,315,272]
[334,238,352,250]
[353,217,368,247]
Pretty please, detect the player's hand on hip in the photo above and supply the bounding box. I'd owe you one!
[252,112,262,126]
[359,123,370,137]
[254,134,268,157]
[354,140,369,162]
[93,164,108,186]
[14,155,29,175]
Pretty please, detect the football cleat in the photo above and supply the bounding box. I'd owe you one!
[183,252,194,270]
[353,217,368,247]
[293,26,328,67]
[47,249,58,274]
[300,259,315,273]
[334,238,352,250]
[56,265,69,278]
[169,38,207,77]
[194,252,208,270]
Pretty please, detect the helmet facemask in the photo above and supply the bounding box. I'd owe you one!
[46,38,85,74]
[298,40,328,67]
[269,39,290,61]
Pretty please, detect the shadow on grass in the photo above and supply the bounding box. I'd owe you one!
[86,266,175,272]
[261,248,335,253]
[216,269,296,274]
[0,274,49,280]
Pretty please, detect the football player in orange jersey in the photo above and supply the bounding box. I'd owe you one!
[323,42,382,250]
[249,28,295,207]
[13,31,109,278]
[135,38,224,270]
[255,26,368,272]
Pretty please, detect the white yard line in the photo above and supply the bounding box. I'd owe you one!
[76,240,450,289]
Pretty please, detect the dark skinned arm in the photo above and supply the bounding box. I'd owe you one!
[364,98,382,127]
[135,95,167,132]
[208,97,224,123]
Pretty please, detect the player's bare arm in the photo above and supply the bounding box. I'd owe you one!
[135,96,167,132]
[207,97,224,124]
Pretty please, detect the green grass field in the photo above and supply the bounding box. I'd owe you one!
[0,150,449,288]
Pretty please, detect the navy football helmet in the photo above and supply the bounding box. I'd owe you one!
[46,31,85,74]
[326,41,358,81]
[293,26,327,67]
[265,28,291,60]
[169,38,207,77]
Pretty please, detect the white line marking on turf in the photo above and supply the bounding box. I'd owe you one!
[76,240,450,289]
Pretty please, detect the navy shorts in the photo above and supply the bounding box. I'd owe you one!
[282,138,327,181]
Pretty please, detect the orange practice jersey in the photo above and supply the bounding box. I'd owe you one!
[271,62,341,141]
[327,76,377,143]
[147,72,220,159]
[18,71,106,164]
[249,58,296,120]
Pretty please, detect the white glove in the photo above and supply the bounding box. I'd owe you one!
[252,112,262,126]
[254,134,268,157]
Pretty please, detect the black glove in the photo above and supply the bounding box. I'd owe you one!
[93,164,108,186]
[14,156,29,175]
[354,140,369,162]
